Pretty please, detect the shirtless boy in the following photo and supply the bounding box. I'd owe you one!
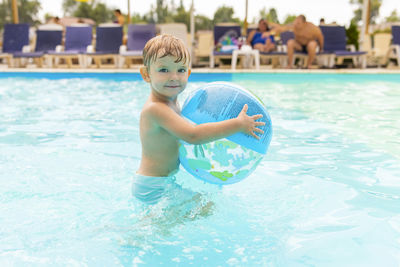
[132,34,265,205]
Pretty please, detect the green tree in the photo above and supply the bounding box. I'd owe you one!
[91,3,113,24]
[0,1,10,30]
[62,0,78,16]
[195,15,213,31]
[0,0,41,30]
[266,8,279,24]
[259,7,267,20]
[213,5,240,24]
[350,0,382,25]
[19,0,41,25]
[155,0,170,23]
[283,14,296,25]
[172,0,190,28]
[346,21,360,50]
[385,10,400,23]
[73,2,92,19]
[61,0,114,25]
[130,13,146,24]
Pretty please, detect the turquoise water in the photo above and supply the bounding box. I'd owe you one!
[1,73,400,266]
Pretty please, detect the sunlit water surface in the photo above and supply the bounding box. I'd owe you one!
[1,73,400,266]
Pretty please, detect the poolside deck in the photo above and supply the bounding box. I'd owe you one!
[1,66,400,74]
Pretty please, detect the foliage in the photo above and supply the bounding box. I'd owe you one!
[155,0,169,23]
[61,0,114,25]
[346,21,360,50]
[259,7,280,24]
[385,10,400,23]
[350,0,382,25]
[213,5,241,24]
[172,0,190,26]
[62,0,78,16]
[283,14,297,25]
[130,13,147,24]
[267,8,279,24]
[195,15,213,31]
[0,0,41,30]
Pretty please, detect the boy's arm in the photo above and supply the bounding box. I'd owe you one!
[146,103,265,144]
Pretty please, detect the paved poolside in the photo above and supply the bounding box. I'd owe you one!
[0,67,400,74]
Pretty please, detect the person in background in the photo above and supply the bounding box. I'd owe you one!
[247,19,276,53]
[114,9,125,26]
[274,15,324,69]
[319,18,325,25]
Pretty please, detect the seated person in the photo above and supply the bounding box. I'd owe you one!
[247,19,276,53]
[273,15,324,69]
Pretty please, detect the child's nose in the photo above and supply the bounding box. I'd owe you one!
[169,72,179,80]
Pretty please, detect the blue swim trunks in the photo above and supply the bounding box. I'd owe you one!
[132,171,198,206]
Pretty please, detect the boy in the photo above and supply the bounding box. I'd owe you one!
[132,35,265,205]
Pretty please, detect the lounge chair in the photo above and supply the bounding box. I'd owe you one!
[157,23,189,47]
[320,25,367,68]
[210,24,241,68]
[193,30,213,66]
[119,24,156,68]
[388,25,400,66]
[47,25,92,68]
[13,28,63,67]
[373,33,392,66]
[86,24,123,68]
[0,23,30,67]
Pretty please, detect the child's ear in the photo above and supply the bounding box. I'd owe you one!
[140,66,151,83]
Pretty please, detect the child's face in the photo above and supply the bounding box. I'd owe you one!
[140,55,191,100]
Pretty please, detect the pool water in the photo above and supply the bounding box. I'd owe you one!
[1,73,400,266]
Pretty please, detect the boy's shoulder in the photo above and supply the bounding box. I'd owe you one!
[141,100,172,119]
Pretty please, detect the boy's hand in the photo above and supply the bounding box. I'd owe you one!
[237,104,265,139]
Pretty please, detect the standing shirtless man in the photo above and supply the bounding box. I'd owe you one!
[282,15,324,69]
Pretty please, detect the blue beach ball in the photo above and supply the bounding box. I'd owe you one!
[179,82,272,185]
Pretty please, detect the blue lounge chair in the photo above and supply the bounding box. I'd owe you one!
[0,23,30,67]
[210,25,241,68]
[47,25,92,68]
[13,29,62,67]
[388,25,400,66]
[119,24,156,68]
[320,25,367,68]
[86,25,123,68]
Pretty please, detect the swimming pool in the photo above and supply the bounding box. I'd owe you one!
[1,72,400,266]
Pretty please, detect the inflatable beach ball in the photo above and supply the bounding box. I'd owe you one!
[179,82,272,185]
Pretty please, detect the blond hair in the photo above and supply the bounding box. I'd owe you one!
[142,34,190,68]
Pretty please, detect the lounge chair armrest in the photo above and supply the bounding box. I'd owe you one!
[346,44,356,52]
[86,45,94,53]
[119,45,127,54]
[22,45,32,53]
[55,45,64,52]
[388,44,400,56]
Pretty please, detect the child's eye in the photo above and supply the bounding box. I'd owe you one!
[178,68,187,73]
[158,68,168,72]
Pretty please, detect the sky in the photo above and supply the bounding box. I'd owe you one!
[38,0,399,26]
